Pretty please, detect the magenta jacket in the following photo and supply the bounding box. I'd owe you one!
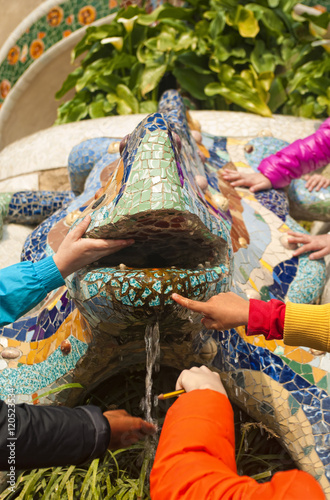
[258,117,330,189]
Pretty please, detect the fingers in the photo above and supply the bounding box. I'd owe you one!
[304,174,330,192]
[287,233,311,245]
[309,248,329,260]
[230,179,249,188]
[250,182,265,193]
[292,243,312,257]
[70,215,91,239]
[221,170,241,181]
[201,317,218,330]
[172,293,206,313]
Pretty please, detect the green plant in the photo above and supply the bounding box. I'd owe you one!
[1,369,296,499]
[56,0,330,123]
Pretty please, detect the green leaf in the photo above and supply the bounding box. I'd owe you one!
[173,67,214,100]
[117,99,134,115]
[55,68,84,99]
[89,100,106,119]
[137,5,193,25]
[33,383,84,401]
[246,4,285,34]
[205,79,272,116]
[95,74,122,93]
[300,12,330,30]
[176,52,211,74]
[156,31,176,51]
[209,11,226,39]
[140,63,167,97]
[236,6,260,38]
[67,102,89,122]
[116,84,139,113]
[139,100,158,113]
[250,40,276,73]
[267,0,280,7]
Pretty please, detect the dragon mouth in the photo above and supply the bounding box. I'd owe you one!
[49,93,234,339]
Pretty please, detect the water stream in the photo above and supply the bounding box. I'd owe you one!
[143,321,160,424]
[139,321,161,484]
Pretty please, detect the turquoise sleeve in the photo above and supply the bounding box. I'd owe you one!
[0,256,65,327]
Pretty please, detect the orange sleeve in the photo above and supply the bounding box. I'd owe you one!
[150,390,325,500]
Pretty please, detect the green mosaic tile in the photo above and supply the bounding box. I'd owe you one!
[317,375,328,390]
[141,191,150,202]
[303,445,314,456]
[289,360,302,374]
[288,394,300,415]
[302,373,315,384]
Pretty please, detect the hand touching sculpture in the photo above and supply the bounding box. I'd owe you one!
[288,232,330,260]
[303,174,330,192]
[172,292,249,330]
[54,215,134,278]
[221,169,272,193]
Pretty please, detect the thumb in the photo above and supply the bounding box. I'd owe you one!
[172,293,206,313]
[71,215,91,239]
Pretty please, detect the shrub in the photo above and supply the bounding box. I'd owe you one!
[55,0,330,122]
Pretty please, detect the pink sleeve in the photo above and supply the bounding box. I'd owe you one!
[247,299,285,340]
[258,117,330,189]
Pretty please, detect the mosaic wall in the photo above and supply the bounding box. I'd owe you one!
[0,0,175,109]
[0,90,330,495]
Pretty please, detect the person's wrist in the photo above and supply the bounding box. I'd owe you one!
[200,384,227,396]
[53,254,70,279]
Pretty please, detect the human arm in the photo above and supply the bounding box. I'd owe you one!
[172,292,330,352]
[287,232,330,260]
[150,366,325,500]
[0,401,156,470]
[258,118,330,189]
[0,216,134,326]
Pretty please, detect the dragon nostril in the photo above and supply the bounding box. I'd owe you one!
[172,132,182,152]
[92,193,106,209]
[119,135,130,155]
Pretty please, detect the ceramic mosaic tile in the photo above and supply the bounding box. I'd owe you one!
[1,89,330,495]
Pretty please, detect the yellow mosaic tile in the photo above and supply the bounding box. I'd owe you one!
[259,258,273,273]
[312,366,327,384]
[284,346,314,364]
[197,144,210,158]
[26,350,36,365]
[226,138,247,146]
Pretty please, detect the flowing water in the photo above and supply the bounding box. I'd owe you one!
[143,321,160,424]
[139,321,161,483]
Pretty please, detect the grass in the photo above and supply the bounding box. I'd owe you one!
[0,368,296,499]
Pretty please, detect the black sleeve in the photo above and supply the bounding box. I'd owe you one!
[0,399,110,470]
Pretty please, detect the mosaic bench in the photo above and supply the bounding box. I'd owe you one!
[1,90,330,495]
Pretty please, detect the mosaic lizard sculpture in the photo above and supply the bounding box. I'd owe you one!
[1,90,330,495]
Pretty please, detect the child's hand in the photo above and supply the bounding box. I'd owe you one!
[288,232,330,260]
[176,365,227,397]
[172,292,249,331]
[303,174,330,192]
[104,409,156,450]
[221,169,272,192]
[54,216,134,278]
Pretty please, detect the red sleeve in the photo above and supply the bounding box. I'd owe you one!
[150,390,325,500]
[247,299,285,340]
